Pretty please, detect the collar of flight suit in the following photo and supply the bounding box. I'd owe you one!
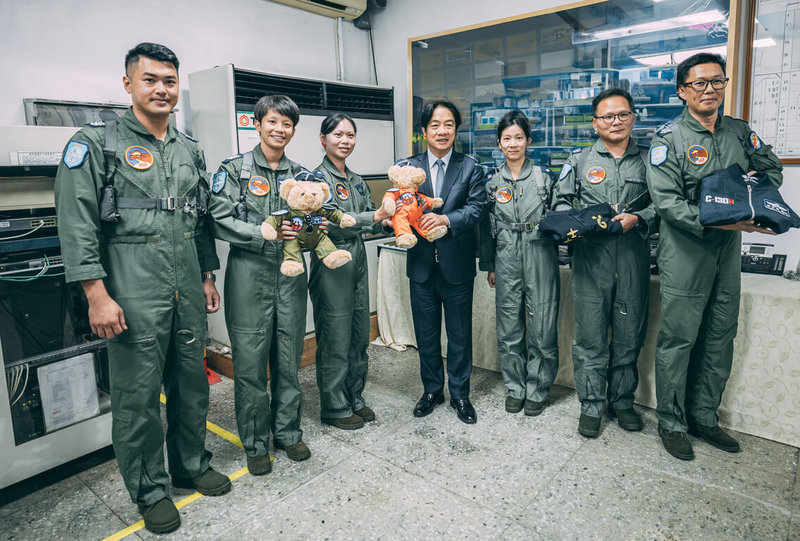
[592,137,641,160]
[678,107,724,135]
[499,157,533,182]
[321,154,350,181]
[119,107,179,143]
[251,144,293,173]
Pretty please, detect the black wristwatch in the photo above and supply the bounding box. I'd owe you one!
[202,272,217,283]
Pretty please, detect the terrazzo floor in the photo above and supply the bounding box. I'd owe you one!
[1,344,799,540]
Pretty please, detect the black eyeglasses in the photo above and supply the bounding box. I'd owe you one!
[682,78,729,91]
[593,112,635,124]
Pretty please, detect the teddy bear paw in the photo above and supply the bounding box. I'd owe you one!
[322,249,352,269]
[395,233,417,248]
[425,225,447,242]
[261,222,278,241]
[382,198,396,216]
[431,197,444,209]
[280,260,305,277]
[339,214,356,228]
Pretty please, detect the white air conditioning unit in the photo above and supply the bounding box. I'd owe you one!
[270,0,366,20]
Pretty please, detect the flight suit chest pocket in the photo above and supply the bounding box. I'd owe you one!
[622,178,648,207]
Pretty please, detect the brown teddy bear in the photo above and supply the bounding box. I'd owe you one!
[261,174,356,276]
[382,164,447,248]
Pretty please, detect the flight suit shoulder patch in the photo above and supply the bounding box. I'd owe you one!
[211,171,227,194]
[322,204,336,211]
[650,145,668,166]
[387,187,399,192]
[271,209,289,216]
[181,132,199,143]
[571,147,583,154]
[86,120,105,127]
[749,131,763,150]
[558,162,573,181]
[63,141,89,169]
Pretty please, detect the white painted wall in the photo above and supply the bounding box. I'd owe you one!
[367,0,800,269]
[0,0,375,132]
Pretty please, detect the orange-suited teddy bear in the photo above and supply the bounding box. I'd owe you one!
[382,164,448,249]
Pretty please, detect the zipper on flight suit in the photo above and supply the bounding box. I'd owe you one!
[269,166,283,297]
[157,138,180,302]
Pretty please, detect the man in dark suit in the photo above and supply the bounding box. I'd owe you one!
[402,99,487,424]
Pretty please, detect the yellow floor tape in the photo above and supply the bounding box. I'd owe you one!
[102,395,256,540]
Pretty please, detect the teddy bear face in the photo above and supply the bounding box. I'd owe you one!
[279,179,331,213]
[388,164,427,190]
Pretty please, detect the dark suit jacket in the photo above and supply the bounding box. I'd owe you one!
[404,151,487,284]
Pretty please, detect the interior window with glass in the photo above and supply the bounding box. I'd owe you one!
[410,0,732,174]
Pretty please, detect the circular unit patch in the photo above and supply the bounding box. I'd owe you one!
[335,182,349,200]
[400,192,414,205]
[586,166,606,184]
[125,146,153,170]
[248,176,270,196]
[687,145,709,165]
[495,186,513,203]
[290,216,304,231]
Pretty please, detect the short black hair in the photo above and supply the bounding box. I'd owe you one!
[420,99,461,130]
[125,42,179,74]
[676,52,726,89]
[496,109,531,141]
[253,95,300,127]
[321,112,357,135]
[592,88,635,115]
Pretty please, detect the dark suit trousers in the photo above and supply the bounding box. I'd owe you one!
[409,264,474,399]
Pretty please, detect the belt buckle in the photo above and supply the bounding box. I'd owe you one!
[162,197,178,211]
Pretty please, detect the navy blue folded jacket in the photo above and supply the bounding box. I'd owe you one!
[538,203,623,244]
[699,164,800,234]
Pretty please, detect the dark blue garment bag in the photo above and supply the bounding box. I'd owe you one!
[699,164,800,234]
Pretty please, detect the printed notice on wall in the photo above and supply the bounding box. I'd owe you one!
[749,0,800,159]
[37,353,100,432]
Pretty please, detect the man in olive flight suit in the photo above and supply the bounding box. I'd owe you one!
[553,88,657,439]
[207,94,310,470]
[54,43,230,534]
[646,53,782,460]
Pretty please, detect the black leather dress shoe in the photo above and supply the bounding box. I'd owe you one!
[450,398,477,424]
[413,392,444,417]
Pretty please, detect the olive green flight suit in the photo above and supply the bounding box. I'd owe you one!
[55,109,219,508]
[208,146,306,455]
[308,157,383,419]
[646,110,782,431]
[478,159,559,402]
[553,139,657,418]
